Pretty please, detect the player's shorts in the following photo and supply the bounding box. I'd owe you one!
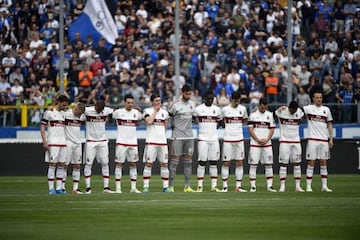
[248,145,273,165]
[143,144,168,164]
[84,141,109,165]
[115,144,139,163]
[279,142,302,164]
[198,140,220,161]
[222,140,245,161]
[45,146,67,164]
[65,141,82,165]
[171,139,194,157]
[306,140,330,160]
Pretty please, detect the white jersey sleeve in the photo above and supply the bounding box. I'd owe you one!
[275,107,303,142]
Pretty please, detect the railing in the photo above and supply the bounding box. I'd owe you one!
[0,103,359,127]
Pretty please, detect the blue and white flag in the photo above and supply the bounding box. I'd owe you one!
[68,0,117,46]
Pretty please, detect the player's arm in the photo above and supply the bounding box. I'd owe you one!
[40,122,48,151]
[328,121,334,149]
[248,125,261,144]
[145,109,158,125]
[164,119,169,130]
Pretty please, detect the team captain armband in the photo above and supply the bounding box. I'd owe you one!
[144,114,150,118]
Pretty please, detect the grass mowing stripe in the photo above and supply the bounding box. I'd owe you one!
[0,175,359,240]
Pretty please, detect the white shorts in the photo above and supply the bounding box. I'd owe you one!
[45,146,67,164]
[248,145,273,165]
[115,144,139,163]
[198,140,220,161]
[143,144,168,164]
[222,141,245,161]
[306,140,330,160]
[65,141,82,165]
[279,142,302,164]
[171,139,194,157]
[84,141,109,165]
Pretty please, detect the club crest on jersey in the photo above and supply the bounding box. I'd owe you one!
[239,111,242,115]
[267,116,269,120]
[213,110,215,114]
[161,113,164,117]
[133,114,136,118]
[323,110,326,114]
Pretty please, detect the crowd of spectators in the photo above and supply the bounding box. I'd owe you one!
[0,0,359,126]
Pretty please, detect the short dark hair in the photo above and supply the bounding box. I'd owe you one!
[182,84,192,92]
[259,97,268,105]
[57,95,69,103]
[150,92,160,102]
[124,94,134,102]
[204,89,214,98]
[232,91,241,100]
[289,100,298,110]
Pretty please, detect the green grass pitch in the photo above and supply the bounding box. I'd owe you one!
[0,174,359,240]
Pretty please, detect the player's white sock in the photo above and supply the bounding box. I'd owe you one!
[169,159,179,187]
[55,166,64,190]
[265,165,274,188]
[249,165,257,188]
[235,166,244,188]
[209,165,218,188]
[129,166,137,189]
[115,165,122,190]
[102,164,110,188]
[306,165,314,187]
[279,166,287,189]
[293,165,301,189]
[221,165,229,189]
[143,166,152,188]
[72,168,80,191]
[62,167,67,190]
[84,164,92,188]
[184,160,192,187]
[320,165,328,188]
[161,167,169,189]
[197,164,205,188]
[47,165,55,190]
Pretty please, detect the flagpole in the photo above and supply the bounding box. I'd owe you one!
[174,0,180,99]
[59,0,65,95]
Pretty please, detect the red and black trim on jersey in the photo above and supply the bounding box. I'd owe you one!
[224,117,247,123]
[198,116,218,123]
[86,115,107,122]
[116,119,138,126]
[306,114,327,123]
[278,118,301,125]
[65,119,83,127]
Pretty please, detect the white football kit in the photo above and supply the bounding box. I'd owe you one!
[303,104,333,160]
[275,107,304,164]
[221,104,248,161]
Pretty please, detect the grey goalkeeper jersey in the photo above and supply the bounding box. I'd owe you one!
[169,99,195,139]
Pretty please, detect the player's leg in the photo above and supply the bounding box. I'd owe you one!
[169,140,182,191]
[128,146,141,193]
[208,141,221,192]
[234,141,246,192]
[248,147,260,192]
[221,142,231,192]
[142,145,155,193]
[291,144,304,192]
[53,146,67,194]
[305,141,317,192]
[278,143,290,192]
[114,145,126,193]
[183,139,194,192]
[209,141,221,192]
[84,142,95,194]
[262,147,276,192]
[319,142,332,192]
[71,143,83,194]
[196,141,208,192]
[158,145,170,192]
[97,143,113,193]
[45,149,56,194]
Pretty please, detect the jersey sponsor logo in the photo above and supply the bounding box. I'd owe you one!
[224,117,244,123]
[252,121,270,128]
[116,119,137,126]
[153,119,166,125]
[307,114,326,122]
[198,116,218,123]
[279,118,300,125]
[65,119,83,127]
[86,115,107,122]
[49,120,65,127]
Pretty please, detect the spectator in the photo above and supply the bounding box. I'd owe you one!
[336,83,355,123]
[295,87,311,107]
[214,73,234,97]
[264,70,279,103]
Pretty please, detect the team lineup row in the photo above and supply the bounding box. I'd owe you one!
[40,85,333,195]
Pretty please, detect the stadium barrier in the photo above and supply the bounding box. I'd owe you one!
[0,139,359,176]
